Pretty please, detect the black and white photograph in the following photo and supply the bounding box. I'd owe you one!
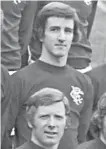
[1,1,106,149]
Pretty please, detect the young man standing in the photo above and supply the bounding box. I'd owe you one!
[9,2,94,149]
[30,1,98,70]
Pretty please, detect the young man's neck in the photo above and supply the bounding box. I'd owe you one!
[39,54,67,67]
[31,135,59,149]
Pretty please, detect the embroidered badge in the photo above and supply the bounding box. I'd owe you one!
[84,0,92,5]
[70,86,84,105]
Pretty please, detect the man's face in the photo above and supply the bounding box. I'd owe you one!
[32,102,67,147]
[102,115,106,141]
[41,16,74,58]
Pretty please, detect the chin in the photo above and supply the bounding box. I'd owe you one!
[44,141,57,147]
[54,53,66,58]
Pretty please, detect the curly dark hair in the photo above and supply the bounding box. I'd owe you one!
[90,92,106,138]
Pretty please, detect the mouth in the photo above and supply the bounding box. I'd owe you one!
[44,131,57,136]
[55,44,66,47]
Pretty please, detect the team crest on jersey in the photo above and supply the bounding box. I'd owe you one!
[70,86,84,105]
[84,0,92,5]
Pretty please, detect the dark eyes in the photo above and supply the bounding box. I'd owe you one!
[55,115,63,120]
[50,28,73,33]
[65,29,73,33]
[40,115,63,120]
[40,115,49,119]
[50,28,59,32]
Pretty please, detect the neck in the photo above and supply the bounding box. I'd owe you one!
[31,134,59,149]
[100,133,106,145]
[39,48,67,67]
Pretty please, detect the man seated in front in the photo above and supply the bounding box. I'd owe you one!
[16,87,71,149]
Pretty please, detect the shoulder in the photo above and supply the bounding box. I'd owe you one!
[1,65,9,78]
[16,142,30,149]
[1,65,11,92]
[67,65,93,87]
[76,139,97,149]
[86,64,106,88]
[12,62,38,79]
[86,64,106,79]
[73,66,93,86]
[67,65,94,95]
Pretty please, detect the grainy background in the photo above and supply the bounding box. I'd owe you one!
[90,0,106,68]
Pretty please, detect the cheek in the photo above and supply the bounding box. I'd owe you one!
[67,34,73,43]
[46,33,56,42]
[33,119,42,128]
[58,121,66,129]
[44,35,54,46]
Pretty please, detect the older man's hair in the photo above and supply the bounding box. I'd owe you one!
[26,88,71,127]
[90,92,106,138]
[27,88,70,113]
[34,2,81,43]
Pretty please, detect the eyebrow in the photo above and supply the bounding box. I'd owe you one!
[49,26,74,30]
[49,26,60,29]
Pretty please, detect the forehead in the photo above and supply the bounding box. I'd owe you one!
[46,16,74,29]
[36,102,66,115]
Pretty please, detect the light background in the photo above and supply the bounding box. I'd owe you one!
[90,0,106,67]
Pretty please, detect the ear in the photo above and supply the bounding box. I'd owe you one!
[65,115,71,129]
[38,27,44,42]
[39,37,43,42]
[27,120,33,129]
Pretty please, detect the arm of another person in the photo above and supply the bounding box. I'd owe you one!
[1,65,12,143]
[29,1,46,61]
[86,70,100,112]
[87,1,98,38]
[78,75,94,143]
[19,1,38,56]
[1,71,24,149]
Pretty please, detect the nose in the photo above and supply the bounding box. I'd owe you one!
[58,30,65,42]
[48,116,56,129]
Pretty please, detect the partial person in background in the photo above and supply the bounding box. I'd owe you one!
[86,63,106,140]
[10,3,94,149]
[1,65,13,148]
[1,0,37,73]
[86,63,106,112]
[16,88,71,149]
[76,92,106,149]
[29,0,98,71]
[0,8,12,147]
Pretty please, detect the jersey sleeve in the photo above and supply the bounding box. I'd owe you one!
[19,1,37,56]
[78,74,94,143]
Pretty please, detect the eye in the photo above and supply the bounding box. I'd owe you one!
[50,27,59,32]
[55,115,64,120]
[65,28,73,33]
[40,115,49,119]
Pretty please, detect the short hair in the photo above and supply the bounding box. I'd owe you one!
[26,88,71,127]
[35,2,81,43]
[90,92,106,138]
